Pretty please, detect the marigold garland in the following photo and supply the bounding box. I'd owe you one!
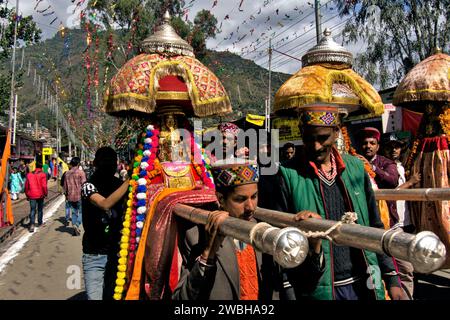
[439,105,450,139]
[341,126,376,178]
[113,124,160,300]
[404,138,420,178]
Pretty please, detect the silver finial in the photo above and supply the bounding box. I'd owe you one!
[163,10,171,22]
[408,231,446,273]
[301,27,353,67]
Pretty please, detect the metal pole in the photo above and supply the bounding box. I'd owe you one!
[12,94,17,145]
[172,204,309,269]
[20,47,24,69]
[8,0,19,140]
[267,38,272,133]
[375,188,450,201]
[315,0,322,44]
[253,207,446,273]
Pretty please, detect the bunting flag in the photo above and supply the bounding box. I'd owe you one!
[239,0,244,11]
[37,5,51,13]
[34,0,44,10]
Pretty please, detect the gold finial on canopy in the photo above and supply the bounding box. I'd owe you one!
[141,11,194,57]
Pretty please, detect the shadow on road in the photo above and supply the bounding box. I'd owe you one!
[54,217,75,236]
[68,291,87,300]
[414,272,450,300]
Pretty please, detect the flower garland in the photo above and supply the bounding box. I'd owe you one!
[341,126,376,179]
[439,105,450,139]
[113,124,161,300]
[404,138,420,178]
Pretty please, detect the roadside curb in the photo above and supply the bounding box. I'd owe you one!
[0,194,64,244]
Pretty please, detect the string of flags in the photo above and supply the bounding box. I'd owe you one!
[33,0,62,25]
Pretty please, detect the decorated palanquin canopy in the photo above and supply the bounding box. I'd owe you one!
[393,50,450,106]
[103,12,232,118]
[274,29,384,117]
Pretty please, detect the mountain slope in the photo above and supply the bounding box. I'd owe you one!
[1,28,291,146]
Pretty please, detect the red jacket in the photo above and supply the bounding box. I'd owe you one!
[25,168,48,200]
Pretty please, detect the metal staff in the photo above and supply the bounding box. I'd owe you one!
[375,188,450,201]
[253,207,446,273]
[173,204,310,269]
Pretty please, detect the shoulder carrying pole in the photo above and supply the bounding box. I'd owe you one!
[253,207,446,274]
[173,204,310,269]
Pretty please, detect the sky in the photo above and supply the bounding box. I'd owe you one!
[7,0,366,75]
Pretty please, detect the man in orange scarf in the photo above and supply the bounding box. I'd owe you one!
[172,160,324,300]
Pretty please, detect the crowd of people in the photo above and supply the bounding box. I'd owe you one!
[5,111,434,301]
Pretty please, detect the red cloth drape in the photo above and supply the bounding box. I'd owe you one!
[402,108,423,137]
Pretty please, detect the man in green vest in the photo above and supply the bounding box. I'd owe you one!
[258,105,406,300]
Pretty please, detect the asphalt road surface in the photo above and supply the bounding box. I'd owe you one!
[0,196,85,300]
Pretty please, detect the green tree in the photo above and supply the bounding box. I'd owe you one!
[335,0,450,89]
[0,4,41,118]
[194,9,218,38]
[0,5,41,58]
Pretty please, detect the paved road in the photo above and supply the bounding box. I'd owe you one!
[0,194,448,300]
[0,196,85,300]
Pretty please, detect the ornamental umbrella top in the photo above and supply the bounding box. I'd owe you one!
[103,12,232,118]
[393,50,450,106]
[274,29,384,117]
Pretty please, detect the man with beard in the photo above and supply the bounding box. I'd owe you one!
[173,160,324,300]
[80,147,130,300]
[258,105,405,300]
[356,127,399,228]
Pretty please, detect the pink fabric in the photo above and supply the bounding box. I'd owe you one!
[218,122,240,135]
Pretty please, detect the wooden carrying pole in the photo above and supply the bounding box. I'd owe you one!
[253,207,446,274]
[375,188,450,201]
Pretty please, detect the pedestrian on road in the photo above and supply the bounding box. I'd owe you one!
[63,157,86,236]
[43,161,50,181]
[25,162,48,232]
[81,147,129,300]
[9,167,24,201]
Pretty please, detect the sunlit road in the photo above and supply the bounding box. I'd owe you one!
[0,196,85,300]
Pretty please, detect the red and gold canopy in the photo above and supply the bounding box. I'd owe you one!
[103,12,231,118]
[393,51,450,106]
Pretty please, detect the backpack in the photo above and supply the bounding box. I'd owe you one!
[60,171,66,188]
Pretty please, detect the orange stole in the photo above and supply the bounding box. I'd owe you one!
[235,245,259,300]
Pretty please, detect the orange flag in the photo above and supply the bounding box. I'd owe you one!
[1,130,12,226]
[3,189,14,225]
[0,129,11,189]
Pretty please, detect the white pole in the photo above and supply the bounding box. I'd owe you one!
[12,94,18,145]
[20,47,24,69]
[8,0,19,141]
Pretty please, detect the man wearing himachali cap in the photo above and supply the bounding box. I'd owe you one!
[172,160,324,300]
[258,105,406,300]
